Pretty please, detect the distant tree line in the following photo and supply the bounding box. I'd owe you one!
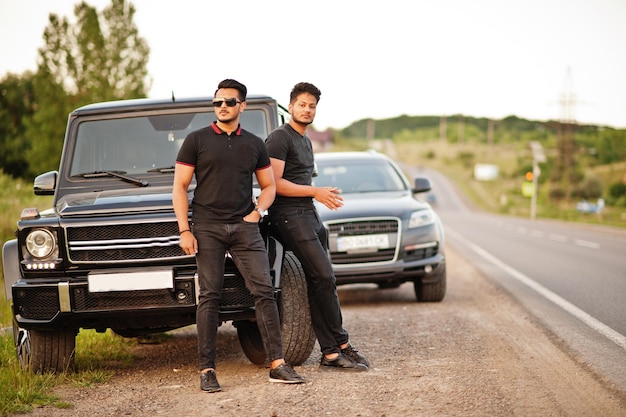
[340,114,626,165]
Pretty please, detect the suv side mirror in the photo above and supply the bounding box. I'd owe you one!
[412,177,432,194]
[34,171,58,195]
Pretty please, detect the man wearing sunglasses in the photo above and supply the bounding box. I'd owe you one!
[173,79,305,392]
[265,82,370,372]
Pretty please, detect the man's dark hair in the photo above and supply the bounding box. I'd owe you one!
[215,79,247,101]
[290,82,321,104]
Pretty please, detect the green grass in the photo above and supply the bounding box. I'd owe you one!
[0,329,136,416]
[0,335,61,416]
[74,329,137,371]
[0,301,11,332]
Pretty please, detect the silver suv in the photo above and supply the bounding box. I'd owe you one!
[313,151,446,302]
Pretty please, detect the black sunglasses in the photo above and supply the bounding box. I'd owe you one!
[212,98,241,107]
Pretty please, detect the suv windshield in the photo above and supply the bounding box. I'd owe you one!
[70,109,269,176]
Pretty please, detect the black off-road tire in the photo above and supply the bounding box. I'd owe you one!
[237,251,315,366]
[278,251,316,365]
[13,318,77,373]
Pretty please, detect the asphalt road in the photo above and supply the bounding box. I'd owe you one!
[412,165,626,392]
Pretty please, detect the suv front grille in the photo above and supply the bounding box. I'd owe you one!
[327,219,398,236]
[14,287,60,320]
[327,219,399,264]
[67,222,185,263]
[221,270,255,310]
[72,286,194,311]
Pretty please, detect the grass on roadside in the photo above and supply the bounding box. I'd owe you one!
[0,329,137,416]
[74,329,137,371]
[0,335,62,416]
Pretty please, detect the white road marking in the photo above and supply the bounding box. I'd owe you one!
[548,233,567,243]
[574,239,600,249]
[494,221,600,249]
[446,227,626,351]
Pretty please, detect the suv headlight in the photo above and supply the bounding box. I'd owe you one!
[25,229,56,258]
[408,209,434,229]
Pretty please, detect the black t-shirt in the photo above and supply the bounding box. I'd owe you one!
[176,122,270,223]
[265,123,315,211]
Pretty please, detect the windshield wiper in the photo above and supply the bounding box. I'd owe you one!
[77,170,149,187]
[147,166,175,173]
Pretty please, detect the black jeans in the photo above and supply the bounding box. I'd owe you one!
[194,221,283,370]
[269,208,349,356]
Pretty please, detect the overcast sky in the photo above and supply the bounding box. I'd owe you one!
[1,0,625,130]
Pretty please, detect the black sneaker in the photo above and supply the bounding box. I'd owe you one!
[341,343,370,368]
[269,363,305,384]
[200,370,221,393]
[320,352,368,371]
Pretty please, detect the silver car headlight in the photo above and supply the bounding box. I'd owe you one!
[25,228,56,258]
[408,209,435,229]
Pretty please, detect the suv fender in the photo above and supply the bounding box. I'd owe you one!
[3,239,20,300]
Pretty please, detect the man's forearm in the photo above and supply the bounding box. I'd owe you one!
[275,178,315,198]
[256,186,276,210]
[172,188,190,231]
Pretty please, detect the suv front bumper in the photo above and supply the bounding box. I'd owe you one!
[332,253,445,286]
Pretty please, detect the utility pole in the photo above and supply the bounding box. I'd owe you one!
[487,119,495,160]
[439,116,447,142]
[366,118,375,141]
[529,141,546,220]
[553,67,577,201]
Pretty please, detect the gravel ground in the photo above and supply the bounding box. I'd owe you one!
[21,246,626,417]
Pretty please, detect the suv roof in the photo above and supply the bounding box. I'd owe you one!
[72,95,278,115]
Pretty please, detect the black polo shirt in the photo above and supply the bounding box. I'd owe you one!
[176,121,271,223]
[265,123,315,211]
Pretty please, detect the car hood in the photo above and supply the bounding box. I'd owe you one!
[55,186,180,217]
[315,190,430,221]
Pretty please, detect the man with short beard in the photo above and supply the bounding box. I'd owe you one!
[265,82,370,372]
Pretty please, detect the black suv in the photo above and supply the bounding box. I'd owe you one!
[2,96,315,372]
